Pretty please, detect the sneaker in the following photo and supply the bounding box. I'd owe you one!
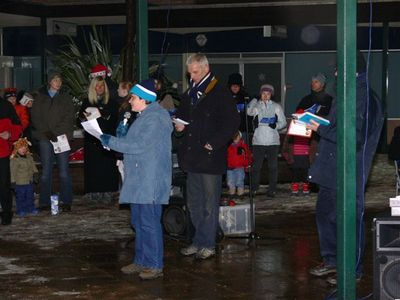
[138,268,163,280]
[291,183,300,196]
[266,191,276,198]
[228,187,236,195]
[180,245,199,256]
[60,204,71,212]
[121,263,143,274]
[195,247,215,260]
[237,187,244,196]
[326,274,362,285]
[29,209,39,216]
[309,263,337,277]
[16,212,27,218]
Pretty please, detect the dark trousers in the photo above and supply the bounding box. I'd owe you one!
[316,186,365,276]
[186,172,222,248]
[0,157,12,213]
[15,184,35,214]
[251,145,279,192]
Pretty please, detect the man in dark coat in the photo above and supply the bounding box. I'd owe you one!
[175,53,239,260]
[307,57,384,284]
[0,97,23,225]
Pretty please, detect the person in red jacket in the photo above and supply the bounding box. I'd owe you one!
[226,131,252,196]
[0,96,23,225]
[4,88,29,131]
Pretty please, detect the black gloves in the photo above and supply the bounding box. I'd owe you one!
[44,131,57,142]
[269,114,278,129]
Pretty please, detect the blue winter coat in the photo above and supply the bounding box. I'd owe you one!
[106,102,173,204]
[308,73,384,191]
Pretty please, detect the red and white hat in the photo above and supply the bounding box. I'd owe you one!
[90,64,111,79]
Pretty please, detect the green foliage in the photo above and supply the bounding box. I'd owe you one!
[48,25,121,105]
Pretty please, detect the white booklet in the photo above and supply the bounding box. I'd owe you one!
[51,134,71,154]
[81,119,103,140]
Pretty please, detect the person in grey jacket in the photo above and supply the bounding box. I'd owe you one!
[247,84,286,197]
[31,71,75,212]
[100,79,172,280]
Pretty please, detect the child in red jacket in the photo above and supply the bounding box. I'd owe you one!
[227,131,252,196]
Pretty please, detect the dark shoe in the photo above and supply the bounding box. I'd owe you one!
[121,263,143,274]
[38,205,51,212]
[309,263,336,277]
[138,268,163,280]
[326,274,362,285]
[60,204,71,212]
[1,211,13,225]
[266,191,276,198]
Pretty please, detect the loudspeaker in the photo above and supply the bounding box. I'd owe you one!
[162,196,194,242]
[373,217,400,300]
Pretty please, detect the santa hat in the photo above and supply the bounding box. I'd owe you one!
[129,79,157,102]
[90,64,111,79]
[11,137,32,158]
[4,87,17,100]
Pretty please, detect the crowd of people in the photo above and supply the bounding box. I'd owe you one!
[0,52,386,284]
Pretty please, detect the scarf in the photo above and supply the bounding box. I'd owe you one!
[188,72,214,105]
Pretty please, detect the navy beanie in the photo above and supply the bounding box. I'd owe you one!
[130,79,157,102]
[228,73,243,86]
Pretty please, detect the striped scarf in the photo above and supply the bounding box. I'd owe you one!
[188,72,214,105]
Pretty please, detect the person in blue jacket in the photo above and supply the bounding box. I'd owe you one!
[100,79,173,280]
[307,54,384,285]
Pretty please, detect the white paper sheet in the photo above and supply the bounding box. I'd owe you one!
[81,119,103,140]
[172,118,189,125]
[50,134,71,154]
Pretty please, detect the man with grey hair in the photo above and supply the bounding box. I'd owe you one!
[174,53,239,259]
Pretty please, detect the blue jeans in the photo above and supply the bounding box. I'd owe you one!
[186,172,222,248]
[316,186,364,276]
[227,168,245,188]
[38,140,73,206]
[15,184,35,214]
[130,203,163,269]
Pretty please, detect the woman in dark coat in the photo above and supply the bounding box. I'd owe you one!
[79,76,119,201]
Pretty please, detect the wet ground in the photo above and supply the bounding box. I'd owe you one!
[0,155,397,299]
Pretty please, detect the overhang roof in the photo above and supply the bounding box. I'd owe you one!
[1,0,400,28]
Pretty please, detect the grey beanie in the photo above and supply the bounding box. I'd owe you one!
[312,73,326,85]
[260,84,274,96]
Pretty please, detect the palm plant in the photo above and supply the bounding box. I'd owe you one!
[48,25,121,105]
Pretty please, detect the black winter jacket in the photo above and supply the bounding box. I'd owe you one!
[175,79,240,174]
[308,73,384,191]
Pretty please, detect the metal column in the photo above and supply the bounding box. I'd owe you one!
[336,0,357,299]
[136,0,148,81]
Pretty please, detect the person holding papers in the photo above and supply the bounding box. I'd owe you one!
[79,76,119,202]
[31,71,74,212]
[247,84,286,198]
[307,55,384,285]
[174,53,239,260]
[99,79,172,280]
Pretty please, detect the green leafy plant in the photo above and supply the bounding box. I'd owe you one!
[48,25,121,105]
